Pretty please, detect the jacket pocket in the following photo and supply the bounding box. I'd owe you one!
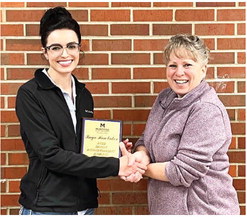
[34,166,47,205]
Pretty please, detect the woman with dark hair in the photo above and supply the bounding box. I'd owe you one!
[16,7,146,215]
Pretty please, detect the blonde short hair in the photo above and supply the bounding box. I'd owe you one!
[163,34,210,66]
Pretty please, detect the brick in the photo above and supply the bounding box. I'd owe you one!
[238,191,246,204]
[9,180,20,193]
[204,38,215,50]
[1,24,24,36]
[1,83,22,95]
[81,40,90,51]
[237,136,245,150]
[6,10,45,22]
[228,151,245,163]
[231,123,245,135]
[153,53,164,65]
[195,24,234,35]
[111,24,149,36]
[85,82,108,94]
[1,139,25,151]
[80,25,108,36]
[205,67,214,79]
[1,209,7,215]
[8,152,28,165]
[153,24,192,35]
[1,125,6,137]
[133,10,173,21]
[94,96,131,108]
[239,2,246,6]
[208,81,234,93]
[92,40,131,51]
[92,68,131,80]
[112,82,150,94]
[69,2,109,7]
[72,68,89,80]
[133,123,146,135]
[80,54,108,65]
[26,24,39,36]
[227,109,236,121]
[219,95,245,107]
[134,39,168,51]
[98,192,110,204]
[133,67,165,79]
[237,108,246,121]
[1,167,27,179]
[237,23,246,35]
[237,52,246,64]
[217,38,246,50]
[113,109,150,121]
[91,10,130,21]
[228,165,237,177]
[7,68,35,80]
[134,206,149,215]
[93,110,111,119]
[176,9,214,21]
[95,206,132,215]
[135,95,157,108]
[9,209,20,215]
[217,67,245,79]
[26,53,47,65]
[154,2,193,7]
[1,2,25,7]
[69,10,88,22]
[1,153,6,165]
[27,2,66,7]
[8,125,20,137]
[1,53,25,65]
[154,82,170,93]
[7,97,16,109]
[1,97,5,109]
[1,195,19,206]
[209,52,235,64]
[112,192,147,204]
[6,39,40,51]
[233,179,245,190]
[1,111,18,123]
[123,124,132,136]
[217,9,245,21]
[111,53,150,65]
[112,2,151,7]
[238,165,246,177]
[229,137,237,149]
[97,179,111,191]
[196,2,235,7]
[1,181,6,192]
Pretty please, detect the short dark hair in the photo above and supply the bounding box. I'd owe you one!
[39,6,81,48]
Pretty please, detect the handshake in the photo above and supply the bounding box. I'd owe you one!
[118,139,150,183]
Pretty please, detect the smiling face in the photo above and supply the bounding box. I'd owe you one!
[43,29,80,76]
[166,48,207,97]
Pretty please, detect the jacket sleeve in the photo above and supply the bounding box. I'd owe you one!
[16,86,119,178]
[165,103,230,187]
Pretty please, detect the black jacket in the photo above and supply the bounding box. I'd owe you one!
[16,69,119,212]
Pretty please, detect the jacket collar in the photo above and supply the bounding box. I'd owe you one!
[160,80,211,110]
[34,68,85,91]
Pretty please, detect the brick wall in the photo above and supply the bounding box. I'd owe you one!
[0,1,246,215]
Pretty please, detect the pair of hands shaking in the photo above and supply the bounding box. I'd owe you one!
[118,139,150,183]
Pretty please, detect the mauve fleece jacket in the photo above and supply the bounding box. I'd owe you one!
[135,80,240,215]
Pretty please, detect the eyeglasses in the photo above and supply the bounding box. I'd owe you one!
[45,42,81,56]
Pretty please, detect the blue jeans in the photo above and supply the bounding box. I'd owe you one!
[20,207,94,215]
